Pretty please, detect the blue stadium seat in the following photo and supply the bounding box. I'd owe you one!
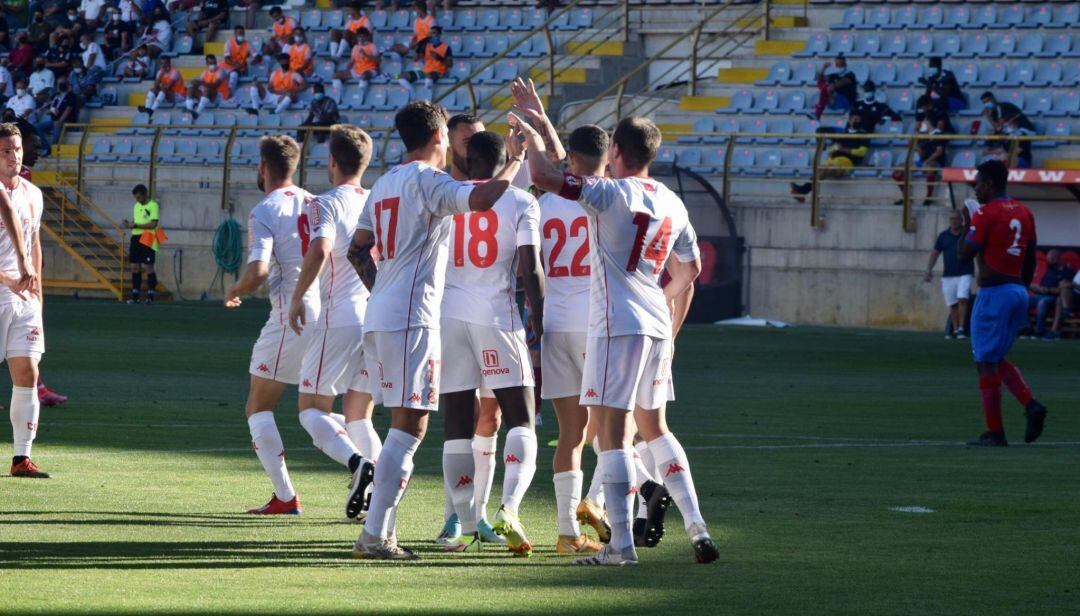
[794,33,829,58]
[342,85,365,110]
[308,142,330,167]
[780,149,811,177]
[757,149,783,175]
[988,33,1017,57]
[169,35,193,58]
[453,8,476,31]
[935,33,961,57]
[785,61,818,85]
[854,150,892,177]
[900,32,933,58]
[713,117,740,142]
[449,61,471,82]
[679,117,713,144]
[1043,120,1070,143]
[852,33,882,57]
[896,61,923,85]
[702,147,728,174]
[282,111,306,127]
[954,62,979,86]
[916,6,944,29]
[488,34,511,56]
[85,137,111,162]
[716,89,753,114]
[324,10,344,31]
[792,118,821,144]
[312,33,331,55]
[1001,90,1025,111]
[476,8,501,31]
[830,33,855,56]
[522,8,547,31]
[779,90,807,112]
[505,7,526,31]
[1002,62,1036,86]
[850,63,870,84]
[1027,92,1053,116]
[549,8,571,31]
[1052,90,1079,116]
[758,62,791,86]
[388,9,410,31]
[974,61,1007,86]
[874,33,906,58]
[880,120,906,146]
[1038,32,1072,58]
[950,150,977,168]
[152,137,175,163]
[676,147,702,171]
[943,6,971,29]
[493,59,520,83]
[955,32,990,58]
[387,85,410,110]
[364,85,388,110]
[385,141,405,164]
[887,6,917,30]
[654,146,675,165]
[766,118,794,144]
[833,6,865,29]
[731,147,758,175]
[151,111,173,127]
[1011,34,1044,58]
[169,139,197,164]
[756,90,781,113]
[1033,61,1063,86]
[301,9,322,31]
[314,59,335,82]
[259,114,282,129]
[369,9,388,30]
[463,34,490,57]
[971,5,997,29]
[572,8,594,29]
[871,61,898,85]
[995,4,1026,30]
[744,117,771,143]
[196,140,222,164]
[862,6,891,29]
[1051,5,1079,28]
[887,89,914,112]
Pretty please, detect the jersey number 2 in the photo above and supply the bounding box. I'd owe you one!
[627,213,672,275]
[543,216,589,278]
[374,197,399,261]
[1007,218,1023,257]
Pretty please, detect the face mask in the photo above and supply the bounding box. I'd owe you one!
[862,94,874,103]
[430,37,441,45]
[69,14,77,21]
[984,102,994,110]
[110,13,119,21]
[73,68,83,74]
[207,64,216,70]
[34,15,43,22]
[313,93,324,101]
[293,35,303,43]
[236,35,245,42]
[16,89,26,97]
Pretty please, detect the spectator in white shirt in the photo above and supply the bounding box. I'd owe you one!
[6,81,38,119]
[80,32,108,73]
[0,59,13,103]
[29,60,56,100]
[79,0,108,29]
[142,9,173,58]
[118,0,140,23]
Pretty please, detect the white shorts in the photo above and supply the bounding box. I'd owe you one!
[941,275,972,307]
[348,345,375,400]
[364,327,440,411]
[541,331,586,400]
[440,317,534,395]
[0,299,44,361]
[580,335,673,412]
[249,316,312,385]
[299,325,365,397]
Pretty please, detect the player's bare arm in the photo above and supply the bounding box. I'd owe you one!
[467,128,524,213]
[510,77,565,163]
[0,187,35,293]
[508,113,564,195]
[665,256,701,339]
[288,236,330,334]
[224,260,269,308]
[1021,241,1037,287]
[347,228,377,291]
[518,244,545,339]
[31,225,41,301]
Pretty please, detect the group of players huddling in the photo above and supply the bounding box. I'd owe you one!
[3,77,1046,567]
[220,77,716,565]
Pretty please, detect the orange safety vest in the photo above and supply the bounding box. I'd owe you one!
[288,43,312,74]
[223,37,250,71]
[423,42,450,76]
[346,14,372,35]
[201,67,230,100]
[352,42,379,75]
[414,15,435,41]
[270,68,299,94]
[273,16,297,42]
[158,68,185,96]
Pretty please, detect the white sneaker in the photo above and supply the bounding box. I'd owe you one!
[572,543,638,566]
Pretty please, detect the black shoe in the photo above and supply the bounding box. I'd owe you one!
[693,536,719,564]
[966,431,1008,447]
[189,110,199,121]
[894,199,904,206]
[637,480,673,548]
[137,105,151,114]
[1024,400,1047,444]
[244,107,259,116]
[632,518,648,547]
[345,458,375,519]
[922,198,933,207]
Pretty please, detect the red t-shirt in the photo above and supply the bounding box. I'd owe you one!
[965,197,1037,280]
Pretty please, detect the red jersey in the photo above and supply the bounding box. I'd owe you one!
[965,197,1037,280]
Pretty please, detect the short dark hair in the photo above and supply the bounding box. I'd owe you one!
[567,124,608,159]
[395,100,449,152]
[0,122,23,140]
[132,183,148,195]
[259,134,301,181]
[312,82,325,93]
[448,113,482,133]
[466,131,505,177]
[981,91,996,102]
[205,54,216,62]
[234,25,244,32]
[329,124,372,177]
[357,27,371,39]
[976,159,1009,194]
[612,116,661,171]
[269,6,282,14]
[277,52,290,63]
[929,57,942,68]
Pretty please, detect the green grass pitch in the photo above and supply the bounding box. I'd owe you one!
[2,298,1078,614]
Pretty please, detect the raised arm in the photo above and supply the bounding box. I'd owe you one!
[508,112,564,195]
[510,77,565,163]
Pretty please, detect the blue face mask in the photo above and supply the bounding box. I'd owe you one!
[430,37,441,46]
[984,102,994,110]
[313,93,325,101]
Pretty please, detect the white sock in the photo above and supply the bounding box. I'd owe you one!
[423,77,433,89]
[249,86,260,108]
[501,426,537,513]
[553,470,583,537]
[298,408,360,468]
[184,97,195,112]
[145,90,154,109]
[363,428,420,539]
[600,449,635,552]
[228,71,237,92]
[585,436,605,507]
[197,96,210,114]
[274,96,291,114]
[443,439,477,534]
[10,386,39,458]
[471,434,497,521]
[247,411,296,501]
[330,413,347,428]
[649,433,707,534]
[397,77,413,93]
[345,418,381,462]
[633,441,654,519]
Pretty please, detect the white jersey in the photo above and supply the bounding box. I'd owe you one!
[539,193,590,333]
[443,184,539,331]
[559,174,699,340]
[358,160,474,333]
[0,178,42,306]
[309,183,370,329]
[247,186,321,320]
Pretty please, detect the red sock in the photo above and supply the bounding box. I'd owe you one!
[998,361,1033,407]
[925,172,938,198]
[979,374,1004,433]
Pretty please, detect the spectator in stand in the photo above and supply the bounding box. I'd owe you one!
[812,55,856,120]
[118,0,140,23]
[332,27,379,91]
[232,0,256,30]
[138,56,185,116]
[42,0,71,30]
[980,91,1036,169]
[79,31,107,84]
[851,81,899,131]
[246,52,303,116]
[1046,270,1080,340]
[397,24,449,97]
[790,112,869,201]
[27,58,54,102]
[184,53,230,120]
[919,57,966,114]
[140,0,166,19]
[140,7,172,58]
[79,0,106,29]
[331,1,373,59]
[5,79,35,119]
[186,0,227,51]
[103,7,134,60]
[122,44,150,80]
[34,78,77,154]
[264,6,297,57]
[299,82,338,144]
[391,0,435,60]
[221,25,254,95]
[9,33,34,79]
[26,9,51,52]
[55,6,88,42]
[0,56,14,104]
[925,210,974,339]
[1025,249,1074,339]
[283,26,313,78]
[893,95,951,206]
[67,55,100,99]
[44,35,75,79]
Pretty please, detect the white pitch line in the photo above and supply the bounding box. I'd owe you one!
[685,440,1080,450]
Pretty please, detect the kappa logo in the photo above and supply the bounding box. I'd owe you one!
[505,453,521,464]
[302,379,313,388]
[665,463,686,477]
[28,327,41,337]
[585,388,598,399]
[409,392,423,404]
[257,363,270,373]
[454,475,473,488]
[483,350,499,368]
[627,486,639,496]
